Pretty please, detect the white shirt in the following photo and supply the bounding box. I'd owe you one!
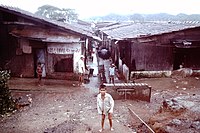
[78,59,85,73]
[109,67,115,76]
[97,93,114,114]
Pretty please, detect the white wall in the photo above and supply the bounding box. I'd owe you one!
[119,59,123,72]
[123,64,129,81]
[47,42,83,73]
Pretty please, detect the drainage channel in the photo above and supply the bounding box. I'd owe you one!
[128,107,155,133]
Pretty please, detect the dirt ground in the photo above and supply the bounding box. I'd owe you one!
[0,75,200,133]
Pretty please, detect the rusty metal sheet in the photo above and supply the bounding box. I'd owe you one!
[10,28,81,43]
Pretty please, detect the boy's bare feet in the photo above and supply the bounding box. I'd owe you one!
[99,129,104,132]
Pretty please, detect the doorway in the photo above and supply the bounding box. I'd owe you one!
[33,49,46,78]
[54,54,73,72]
[173,48,187,70]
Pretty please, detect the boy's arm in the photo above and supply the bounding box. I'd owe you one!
[97,96,102,114]
[108,95,114,113]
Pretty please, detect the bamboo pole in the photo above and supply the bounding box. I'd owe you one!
[128,107,155,133]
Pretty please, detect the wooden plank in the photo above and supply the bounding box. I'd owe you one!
[103,83,151,90]
[117,89,135,92]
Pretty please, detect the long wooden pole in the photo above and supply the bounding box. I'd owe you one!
[128,107,155,133]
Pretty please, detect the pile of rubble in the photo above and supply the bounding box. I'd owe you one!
[149,95,200,133]
[171,68,193,78]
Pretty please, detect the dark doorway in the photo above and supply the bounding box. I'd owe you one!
[54,54,73,72]
[173,48,189,70]
[33,48,46,78]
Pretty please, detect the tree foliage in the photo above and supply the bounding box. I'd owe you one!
[35,5,78,22]
[0,70,15,115]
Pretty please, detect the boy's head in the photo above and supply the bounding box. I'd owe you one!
[80,55,85,60]
[110,63,115,67]
[99,84,106,95]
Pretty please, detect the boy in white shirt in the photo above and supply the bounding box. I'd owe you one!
[109,63,115,84]
[97,84,114,132]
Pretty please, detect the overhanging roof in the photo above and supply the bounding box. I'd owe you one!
[0,4,101,42]
[10,28,84,43]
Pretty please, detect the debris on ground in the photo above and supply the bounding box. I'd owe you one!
[149,95,200,133]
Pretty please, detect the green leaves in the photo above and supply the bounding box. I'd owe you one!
[0,70,15,115]
[0,70,10,88]
[35,5,78,22]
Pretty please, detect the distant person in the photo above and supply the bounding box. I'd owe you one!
[91,51,95,62]
[109,63,116,84]
[36,62,43,85]
[179,62,184,69]
[97,84,114,132]
[78,55,85,86]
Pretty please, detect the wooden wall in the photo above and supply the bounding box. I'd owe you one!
[117,27,200,72]
[131,42,173,71]
[0,9,84,79]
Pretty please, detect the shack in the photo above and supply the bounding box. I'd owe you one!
[0,5,100,79]
[101,21,200,80]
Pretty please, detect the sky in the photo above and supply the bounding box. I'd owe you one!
[0,0,200,19]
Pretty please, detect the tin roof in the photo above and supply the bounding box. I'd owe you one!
[100,21,200,40]
[0,4,100,41]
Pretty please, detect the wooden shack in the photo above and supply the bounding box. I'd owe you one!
[0,5,100,79]
[101,22,200,80]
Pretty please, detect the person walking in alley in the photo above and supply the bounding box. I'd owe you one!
[78,55,85,86]
[36,62,43,85]
[97,84,114,132]
[109,63,116,84]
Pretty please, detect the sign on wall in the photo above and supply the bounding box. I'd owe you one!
[47,43,81,54]
[20,38,32,54]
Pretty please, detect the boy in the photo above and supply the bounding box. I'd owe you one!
[78,55,85,86]
[97,84,114,132]
[109,63,115,84]
[36,62,43,85]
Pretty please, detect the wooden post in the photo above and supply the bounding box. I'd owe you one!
[148,86,152,102]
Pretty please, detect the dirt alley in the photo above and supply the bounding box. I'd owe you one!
[0,75,200,133]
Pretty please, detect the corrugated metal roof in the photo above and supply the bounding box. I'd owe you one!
[100,21,200,40]
[0,4,98,40]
